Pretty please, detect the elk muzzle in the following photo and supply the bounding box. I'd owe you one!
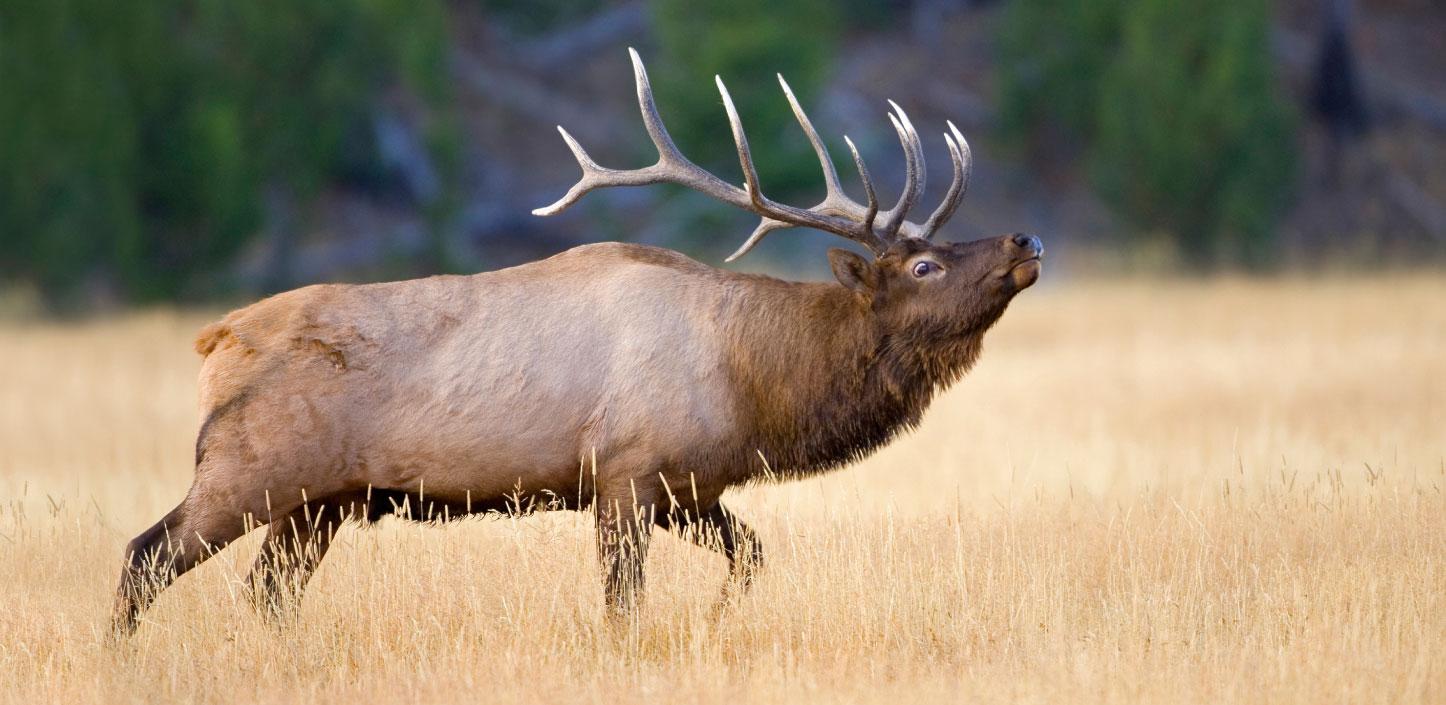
[1007,233,1044,290]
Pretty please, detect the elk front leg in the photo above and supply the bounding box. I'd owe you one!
[595,488,659,616]
[658,501,764,599]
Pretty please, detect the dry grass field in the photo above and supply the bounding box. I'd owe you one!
[1,275,1442,704]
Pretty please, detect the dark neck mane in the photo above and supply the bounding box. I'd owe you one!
[722,277,987,480]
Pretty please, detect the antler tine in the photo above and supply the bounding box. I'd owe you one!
[715,76,766,207]
[531,127,603,216]
[629,48,748,201]
[920,123,971,238]
[629,47,685,164]
[948,120,973,192]
[725,220,791,263]
[777,74,844,200]
[898,104,927,200]
[844,136,879,232]
[877,101,926,240]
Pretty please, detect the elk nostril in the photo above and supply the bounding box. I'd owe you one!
[1011,233,1042,255]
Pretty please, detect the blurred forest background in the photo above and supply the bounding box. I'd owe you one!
[1,0,1443,311]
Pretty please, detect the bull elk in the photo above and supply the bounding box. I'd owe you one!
[113,49,1043,635]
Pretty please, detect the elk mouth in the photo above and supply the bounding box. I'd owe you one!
[1008,256,1042,290]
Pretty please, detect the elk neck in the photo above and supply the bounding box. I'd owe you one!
[720,276,986,480]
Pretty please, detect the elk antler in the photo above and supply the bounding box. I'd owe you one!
[534,48,973,261]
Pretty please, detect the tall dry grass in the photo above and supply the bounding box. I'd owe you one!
[0,275,1442,704]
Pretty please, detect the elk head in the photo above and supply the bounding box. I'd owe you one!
[536,48,1043,337]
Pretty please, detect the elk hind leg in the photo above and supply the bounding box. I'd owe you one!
[247,497,351,619]
[112,493,259,638]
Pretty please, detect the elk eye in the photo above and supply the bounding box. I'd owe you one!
[911,261,936,278]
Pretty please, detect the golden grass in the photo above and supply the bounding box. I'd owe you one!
[1,275,1442,704]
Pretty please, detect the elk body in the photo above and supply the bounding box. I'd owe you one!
[113,50,1043,635]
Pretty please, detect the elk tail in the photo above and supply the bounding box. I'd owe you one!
[194,321,229,357]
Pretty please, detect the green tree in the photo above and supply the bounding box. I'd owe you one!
[999,0,1297,267]
[0,0,452,305]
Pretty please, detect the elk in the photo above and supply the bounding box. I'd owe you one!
[112,49,1043,635]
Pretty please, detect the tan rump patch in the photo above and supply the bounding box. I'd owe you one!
[194,322,230,356]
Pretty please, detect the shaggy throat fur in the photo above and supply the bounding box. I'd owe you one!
[727,285,993,481]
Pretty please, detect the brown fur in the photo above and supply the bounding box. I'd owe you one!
[112,234,1041,634]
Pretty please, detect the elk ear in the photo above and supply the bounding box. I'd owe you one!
[828,248,878,294]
